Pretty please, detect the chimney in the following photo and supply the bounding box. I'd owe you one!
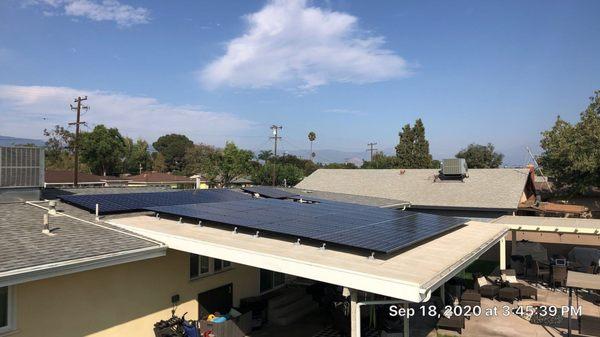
[527,163,535,181]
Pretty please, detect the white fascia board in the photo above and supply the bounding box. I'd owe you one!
[0,246,166,287]
[110,222,430,302]
[507,224,600,235]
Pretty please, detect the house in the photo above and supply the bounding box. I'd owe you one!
[0,146,515,337]
[44,169,131,188]
[1,174,507,337]
[127,172,195,188]
[295,167,541,218]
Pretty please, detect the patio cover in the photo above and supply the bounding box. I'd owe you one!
[567,271,600,290]
[110,216,507,302]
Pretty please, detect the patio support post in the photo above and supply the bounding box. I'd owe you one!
[567,287,572,337]
[404,302,410,337]
[510,230,517,254]
[499,237,506,270]
[440,284,445,305]
[350,289,358,337]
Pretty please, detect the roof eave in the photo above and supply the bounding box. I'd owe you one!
[0,245,166,287]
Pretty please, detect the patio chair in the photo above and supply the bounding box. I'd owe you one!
[474,275,499,299]
[533,260,550,283]
[552,265,567,288]
[500,269,538,300]
[437,306,465,334]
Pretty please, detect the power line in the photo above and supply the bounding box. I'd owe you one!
[366,142,378,161]
[270,125,282,186]
[69,96,89,186]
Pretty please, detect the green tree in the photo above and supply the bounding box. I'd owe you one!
[43,125,75,170]
[539,90,600,194]
[79,125,126,176]
[257,150,273,162]
[273,154,319,176]
[308,131,316,160]
[323,162,358,169]
[123,138,153,174]
[188,142,254,187]
[152,152,167,173]
[395,119,433,168]
[252,162,304,186]
[455,143,504,168]
[152,134,193,173]
[361,151,400,169]
[183,143,220,177]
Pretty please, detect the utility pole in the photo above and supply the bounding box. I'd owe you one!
[69,96,88,187]
[366,142,378,161]
[270,125,282,186]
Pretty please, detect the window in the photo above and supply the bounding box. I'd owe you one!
[214,259,222,272]
[0,286,14,333]
[190,254,232,280]
[260,269,285,293]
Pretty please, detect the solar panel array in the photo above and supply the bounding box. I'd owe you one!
[241,186,299,199]
[59,189,251,214]
[147,198,466,254]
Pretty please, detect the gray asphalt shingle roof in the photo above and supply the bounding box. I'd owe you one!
[0,201,160,273]
[296,168,532,211]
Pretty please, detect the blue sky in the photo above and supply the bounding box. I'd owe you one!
[1,0,599,164]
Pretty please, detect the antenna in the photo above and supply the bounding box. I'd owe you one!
[526,147,553,193]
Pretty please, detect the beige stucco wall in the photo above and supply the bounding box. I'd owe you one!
[10,249,260,337]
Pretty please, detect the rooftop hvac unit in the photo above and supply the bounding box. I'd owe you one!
[0,146,45,188]
[441,158,468,178]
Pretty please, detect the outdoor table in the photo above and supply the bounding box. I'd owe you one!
[498,287,519,303]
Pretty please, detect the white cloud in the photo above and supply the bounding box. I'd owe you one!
[200,0,410,90]
[33,0,149,27]
[0,85,255,143]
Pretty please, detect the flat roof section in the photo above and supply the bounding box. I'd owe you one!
[110,216,508,302]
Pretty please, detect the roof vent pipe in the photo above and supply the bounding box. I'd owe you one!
[42,214,50,234]
[48,200,57,215]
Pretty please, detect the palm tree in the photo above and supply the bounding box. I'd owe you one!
[307,131,316,161]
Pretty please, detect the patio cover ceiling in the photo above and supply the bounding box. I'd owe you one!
[567,271,600,290]
[110,216,508,302]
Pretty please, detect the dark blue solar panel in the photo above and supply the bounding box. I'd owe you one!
[147,198,467,254]
[59,189,251,214]
[242,186,299,199]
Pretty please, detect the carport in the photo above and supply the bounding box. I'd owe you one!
[110,215,508,337]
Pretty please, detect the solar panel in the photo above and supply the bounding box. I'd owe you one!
[59,189,251,214]
[241,186,299,199]
[147,198,466,254]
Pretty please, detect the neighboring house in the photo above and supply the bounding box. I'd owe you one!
[127,172,195,188]
[44,169,130,188]
[191,174,254,189]
[296,168,537,218]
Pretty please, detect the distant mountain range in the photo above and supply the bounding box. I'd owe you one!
[0,135,46,147]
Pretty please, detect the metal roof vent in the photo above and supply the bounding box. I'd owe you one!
[439,158,468,180]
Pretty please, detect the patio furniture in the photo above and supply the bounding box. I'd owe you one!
[580,315,600,336]
[474,276,499,299]
[533,260,550,283]
[552,265,568,288]
[437,309,465,334]
[567,271,600,337]
[498,287,519,303]
[501,269,538,300]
